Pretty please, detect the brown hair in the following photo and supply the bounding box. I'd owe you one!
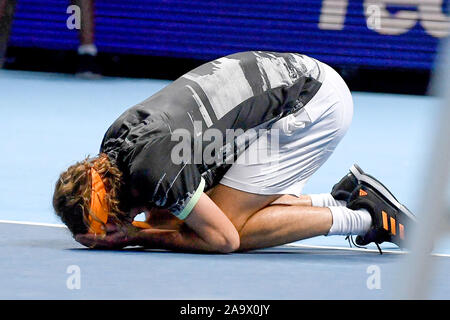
[52,153,125,235]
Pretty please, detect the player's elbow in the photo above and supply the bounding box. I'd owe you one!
[214,230,240,253]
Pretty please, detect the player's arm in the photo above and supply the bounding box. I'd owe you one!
[183,192,240,252]
[76,193,240,253]
[75,222,230,253]
[144,207,185,230]
[137,193,239,252]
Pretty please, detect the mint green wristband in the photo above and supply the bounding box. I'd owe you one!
[177,178,205,220]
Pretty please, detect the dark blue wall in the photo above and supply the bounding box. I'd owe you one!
[9,0,450,70]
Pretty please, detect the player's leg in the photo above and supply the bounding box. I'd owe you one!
[266,164,417,250]
[71,0,95,46]
[71,0,100,77]
[208,183,372,251]
[266,164,417,251]
[206,183,281,232]
[271,193,347,207]
[237,204,333,251]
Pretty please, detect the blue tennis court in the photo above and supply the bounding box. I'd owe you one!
[1,69,449,299]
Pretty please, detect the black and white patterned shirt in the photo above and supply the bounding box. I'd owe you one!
[100,51,325,219]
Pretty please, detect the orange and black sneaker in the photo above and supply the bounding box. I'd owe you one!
[345,166,417,251]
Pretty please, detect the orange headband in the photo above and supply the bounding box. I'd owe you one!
[88,168,152,235]
[88,168,109,235]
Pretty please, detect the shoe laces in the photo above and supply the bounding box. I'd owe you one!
[345,235,383,255]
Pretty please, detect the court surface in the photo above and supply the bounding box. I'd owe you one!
[1,69,449,299]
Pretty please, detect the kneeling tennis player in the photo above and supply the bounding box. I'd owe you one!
[53,51,415,253]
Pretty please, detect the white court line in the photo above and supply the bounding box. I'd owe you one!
[1,220,449,258]
[0,220,66,228]
[284,243,450,258]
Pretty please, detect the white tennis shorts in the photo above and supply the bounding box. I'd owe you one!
[220,63,354,196]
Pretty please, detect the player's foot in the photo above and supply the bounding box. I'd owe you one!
[330,164,361,202]
[346,169,417,250]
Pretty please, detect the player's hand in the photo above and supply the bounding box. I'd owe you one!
[74,223,138,249]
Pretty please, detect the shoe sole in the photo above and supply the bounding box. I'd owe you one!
[349,164,417,223]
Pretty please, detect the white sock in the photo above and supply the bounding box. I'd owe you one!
[310,193,346,207]
[327,206,372,236]
[78,44,98,56]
